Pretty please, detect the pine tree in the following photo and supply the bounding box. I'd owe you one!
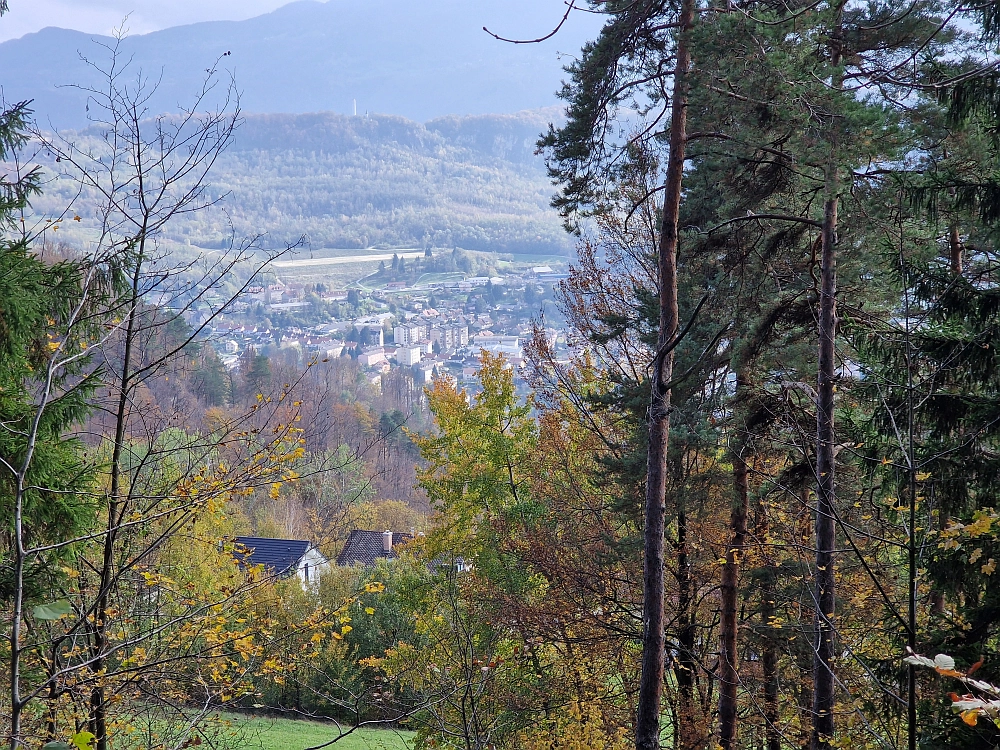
[1,100,100,750]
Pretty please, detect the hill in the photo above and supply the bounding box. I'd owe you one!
[32,109,573,256]
[0,0,601,130]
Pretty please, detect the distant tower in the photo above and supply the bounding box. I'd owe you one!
[353,99,357,116]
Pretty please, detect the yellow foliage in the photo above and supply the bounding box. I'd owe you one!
[517,699,630,750]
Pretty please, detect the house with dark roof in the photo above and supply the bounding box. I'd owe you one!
[336,530,413,567]
[233,536,329,588]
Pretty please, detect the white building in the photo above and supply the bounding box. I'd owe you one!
[232,537,329,590]
[394,323,427,346]
[358,348,387,367]
[415,361,437,383]
[430,324,469,352]
[396,346,423,366]
[473,334,521,358]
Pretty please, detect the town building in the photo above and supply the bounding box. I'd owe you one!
[396,346,422,366]
[393,322,427,346]
[358,348,387,367]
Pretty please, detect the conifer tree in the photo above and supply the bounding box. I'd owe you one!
[0,100,101,750]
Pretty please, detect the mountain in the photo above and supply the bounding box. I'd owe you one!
[0,0,601,130]
[31,110,573,255]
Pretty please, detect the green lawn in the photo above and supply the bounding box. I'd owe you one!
[415,272,466,285]
[227,713,414,750]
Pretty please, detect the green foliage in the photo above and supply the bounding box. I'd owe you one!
[416,352,540,573]
[0,102,97,601]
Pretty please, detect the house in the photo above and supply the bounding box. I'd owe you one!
[336,530,413,567]
[414,360,437,383]
[233,536,329,587]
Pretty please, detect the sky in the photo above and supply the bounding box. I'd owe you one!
[0,0,291,42]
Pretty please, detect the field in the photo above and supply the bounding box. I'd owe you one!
[414,272,467,285]
[271,251,425,269]
[228,713,414,750]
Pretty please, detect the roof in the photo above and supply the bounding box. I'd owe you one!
[234,536,311,578]
[336,530,413,567]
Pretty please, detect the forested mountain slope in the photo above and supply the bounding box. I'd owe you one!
[35,109,572,255]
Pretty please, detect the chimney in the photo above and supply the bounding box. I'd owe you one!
[383,530,393,553]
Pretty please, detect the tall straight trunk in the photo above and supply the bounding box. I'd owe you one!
[91,239,145,750]
[760,520,780,750]
[811,14,843,747]
[636,0,695,746]
[8,488,26,750]
[675,506,702,750]
[811,172,839,750]
[718,387,749,749]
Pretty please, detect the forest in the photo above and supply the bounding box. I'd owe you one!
[31,110,572,256]
[6,1,1000,750]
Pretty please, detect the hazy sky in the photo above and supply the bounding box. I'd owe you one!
[0,0,291,42]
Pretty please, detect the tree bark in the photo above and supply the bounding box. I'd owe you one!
[636,0,696,746]
[811,175,839,750]
[675,506,702,750]
[949,224,963,276]
[760,532,781,750]
[91,238,145,750]
[8,485,25,750]
[718,391,749,749]
[811,11,844,746]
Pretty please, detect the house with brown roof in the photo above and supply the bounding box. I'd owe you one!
[336,530,413,567]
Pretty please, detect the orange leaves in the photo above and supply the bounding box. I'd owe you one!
[906,650,1000,728]
[961,709,979,726]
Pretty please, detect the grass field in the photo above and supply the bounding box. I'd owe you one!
[227,713,414,750]
[415,272,466,285]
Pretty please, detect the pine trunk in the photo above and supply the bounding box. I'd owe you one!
[675,506,702,750]
[949,224,963,276]
[811,14,844,745]
[761,570,780,750]
[812,187,839,750]
[636,0,695,746]
[9,489,25,750]
[718,383,749,748]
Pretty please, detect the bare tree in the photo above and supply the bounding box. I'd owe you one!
[1,34,369,750]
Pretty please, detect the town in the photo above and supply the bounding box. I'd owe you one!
[199,249,573,395]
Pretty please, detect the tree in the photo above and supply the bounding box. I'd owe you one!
[542,3,698,744]
[0,37,363,750]
[404,353,637,748]
[0,99,107,750]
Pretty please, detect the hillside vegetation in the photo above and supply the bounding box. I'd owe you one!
[34,110,572,256]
